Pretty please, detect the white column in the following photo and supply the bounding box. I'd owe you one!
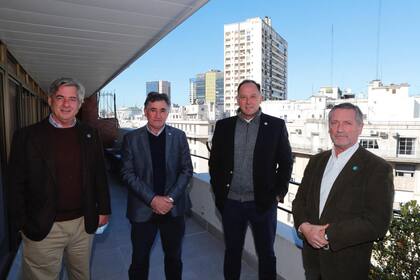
[413,168,420,203]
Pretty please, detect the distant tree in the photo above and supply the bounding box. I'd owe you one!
[370,200,420,280]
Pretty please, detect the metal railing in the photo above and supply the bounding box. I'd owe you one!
[190,153,297,215]
[189,154,404,217]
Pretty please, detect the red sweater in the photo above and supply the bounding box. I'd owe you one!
[49,124,83,221]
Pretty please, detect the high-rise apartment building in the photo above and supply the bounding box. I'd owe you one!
[189,70,224,106]
[224,17,288,116]
[146,80,171,101]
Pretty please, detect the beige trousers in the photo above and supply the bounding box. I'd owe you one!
[21,217,93,280]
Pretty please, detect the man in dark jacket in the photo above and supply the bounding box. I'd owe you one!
[121,92,193,280]
[209,79,293,280]
[8,77,111,279]
[292,103,394,279]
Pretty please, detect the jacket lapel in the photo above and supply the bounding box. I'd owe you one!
[313,152,330,219]
[139,127,153,169]
[165,126,172,171]
[251,113,269,163]
[255,113,269,148]
[30,119,57,185]
[77,122,89,191]
[228,116,237,150]
[320,146,365,220]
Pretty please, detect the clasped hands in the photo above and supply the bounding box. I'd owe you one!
[299,222,329,249]
[150,196,174,215]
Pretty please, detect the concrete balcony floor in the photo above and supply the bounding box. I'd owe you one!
[7,174,258,280]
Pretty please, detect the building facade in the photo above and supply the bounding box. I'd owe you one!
[223,17,288,116]
[146,80,171,101]
[261,80,420,225]
[117,80,420,226]
[189,70,224,107]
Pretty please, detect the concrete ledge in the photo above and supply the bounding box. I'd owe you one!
[190,175,304,280]
[190,210,285,280]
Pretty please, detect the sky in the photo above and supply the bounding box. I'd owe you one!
[102,0,420,108]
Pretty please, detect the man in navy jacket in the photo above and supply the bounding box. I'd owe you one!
[209,80,293,280]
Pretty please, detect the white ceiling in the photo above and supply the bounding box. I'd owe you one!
[0,0,208,96]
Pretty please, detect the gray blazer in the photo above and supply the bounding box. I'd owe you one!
[121,125,193,222]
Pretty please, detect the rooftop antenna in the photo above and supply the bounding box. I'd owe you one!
[330,24,334,87]
[375,0,382,80]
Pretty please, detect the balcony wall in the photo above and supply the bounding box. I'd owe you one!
[189,174,305,280]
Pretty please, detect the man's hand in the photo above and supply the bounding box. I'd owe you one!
[98,215,109,227]
[151,196,174,215]
[299,222,329,249]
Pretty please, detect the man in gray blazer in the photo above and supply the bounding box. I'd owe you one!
[121,92,193,280]
[292,103,394,279]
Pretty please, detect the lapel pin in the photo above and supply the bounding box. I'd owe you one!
[168,132,172,136]
[264,122,268,126]
[352,165,359,171]
[86,133,91,138]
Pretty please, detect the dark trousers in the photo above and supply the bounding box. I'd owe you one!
[222,199,277,280]
[129,215,185,280]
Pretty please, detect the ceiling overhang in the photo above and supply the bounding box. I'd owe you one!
[0,0,208,96]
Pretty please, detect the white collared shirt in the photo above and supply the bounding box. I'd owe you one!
[319,143,359,217]
[146,124,165,136]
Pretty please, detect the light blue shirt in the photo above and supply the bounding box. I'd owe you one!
[48,114,76,128]
[319,143,359,217]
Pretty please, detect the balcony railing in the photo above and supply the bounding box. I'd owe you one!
[188,168,305,279]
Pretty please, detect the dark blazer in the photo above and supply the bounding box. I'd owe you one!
[7,118,111,241]
[209,113,293,212]
[121,125,193,223]
[292,146,394,279]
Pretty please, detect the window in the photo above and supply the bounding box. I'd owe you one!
[0,71,5,168]
[288,192,295,203]
[398,137,415,155]
[287,213,294,224]
[395,164,415,177]
[360,139,379,149]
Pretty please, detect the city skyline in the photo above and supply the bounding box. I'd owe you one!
[102,0,420,107]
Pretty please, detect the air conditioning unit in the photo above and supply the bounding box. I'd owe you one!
[379,132,388,139]
[370,130,378,136]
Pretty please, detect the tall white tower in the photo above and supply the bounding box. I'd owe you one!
[223,17,288,116]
